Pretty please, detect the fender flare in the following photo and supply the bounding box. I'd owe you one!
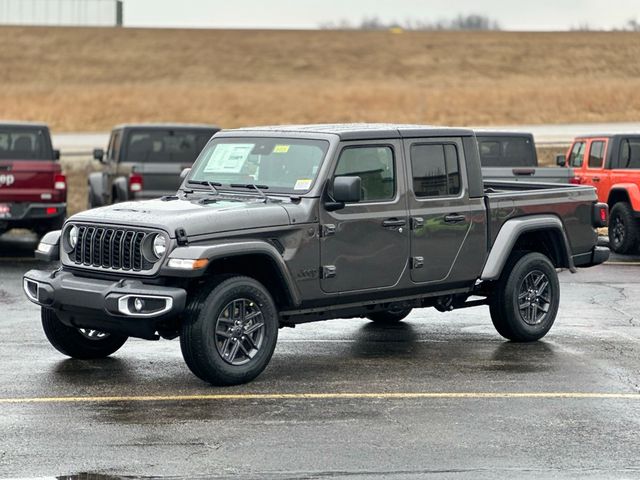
[480,215,575,281]
[113,177,129,203]
[87,172,105,207]
[608,185,640,212]
[165,240,301,306]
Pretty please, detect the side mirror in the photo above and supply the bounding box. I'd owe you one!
[326,176,362,212]
[180,168,191,179]
[53,149,60,160]
[556,154,567,167]
[93,148,105,162]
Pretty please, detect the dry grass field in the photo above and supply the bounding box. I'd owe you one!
[1,27,640,131]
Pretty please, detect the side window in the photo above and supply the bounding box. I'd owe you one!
[620,138,640,169]
[568,142,586,167]
[588,141,605,169]
[411,143,461,198]
[108,131,122,162]
[334,146,395,202]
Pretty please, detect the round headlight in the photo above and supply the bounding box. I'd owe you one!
[152,234,166,258]
[69,226,79,249]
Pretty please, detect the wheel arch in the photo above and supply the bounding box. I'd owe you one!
[481,215,574,281]
[608,185,640,212]
[170,241,301,308]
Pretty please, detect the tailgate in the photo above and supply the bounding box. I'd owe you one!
[0,160,64,203]
[134,162,187,198]
[482,166,573,183]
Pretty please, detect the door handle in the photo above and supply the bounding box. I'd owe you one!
[444,214,466,223]
[592,177,600,182]
[382,218,406,228]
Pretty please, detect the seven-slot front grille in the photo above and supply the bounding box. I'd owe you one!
[73,226,153,272]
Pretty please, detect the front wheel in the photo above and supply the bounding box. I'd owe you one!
[41,308,128,359]
[180,276,279,386]
[489,252,560,342]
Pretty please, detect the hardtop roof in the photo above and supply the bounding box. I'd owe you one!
[217,123,474,140]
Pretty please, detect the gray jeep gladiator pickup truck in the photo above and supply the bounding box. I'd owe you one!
[24,124,610,386]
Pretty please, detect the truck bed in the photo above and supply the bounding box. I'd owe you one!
[484,180,599,256]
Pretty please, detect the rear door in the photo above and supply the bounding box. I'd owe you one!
[405,137,487,286]
[123,129,215,198]
[580,138,610,202]
[319,140,410,293]
[610,136,640,195]
[0,127,60,204]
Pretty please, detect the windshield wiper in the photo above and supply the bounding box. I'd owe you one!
[230,183,270,203]
[187,180,222,195]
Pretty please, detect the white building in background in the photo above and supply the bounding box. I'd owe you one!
[0,0,123,27]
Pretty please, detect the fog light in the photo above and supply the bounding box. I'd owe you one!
[134,297,145,312]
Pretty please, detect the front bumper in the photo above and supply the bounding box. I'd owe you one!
[23,269,187,339]
[572,246,610,268]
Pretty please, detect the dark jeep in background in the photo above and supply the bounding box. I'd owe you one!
[25,124,608,386]
[0,121,65,237]
[90,123,219,207]
[477,131,574,183]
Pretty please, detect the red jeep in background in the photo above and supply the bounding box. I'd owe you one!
[564,134,640,253]
[0,122,66,238]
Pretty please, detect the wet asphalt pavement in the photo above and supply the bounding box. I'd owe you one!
[0,232,639,479]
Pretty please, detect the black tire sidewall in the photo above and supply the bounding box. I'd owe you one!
[186,276,279,385]
[503,253,560,341]
[366,308,412,323]
[609,203,639,254]
[41,308,128,359]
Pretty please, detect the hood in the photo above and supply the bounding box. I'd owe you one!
[69,195,291,237]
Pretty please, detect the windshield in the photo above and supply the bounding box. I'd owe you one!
[124,129,215,164]
[0,128,52,160]
[188,137,330,194]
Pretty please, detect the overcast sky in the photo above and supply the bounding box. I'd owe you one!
[123,0,640,30]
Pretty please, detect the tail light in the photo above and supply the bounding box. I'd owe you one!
[53,173,66,190]
[592,203,608,228]
[569,176,582,185]
[129,173,143,193]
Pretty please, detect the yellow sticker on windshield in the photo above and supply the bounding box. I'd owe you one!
[294,179,312,190]
[273,145,290,153]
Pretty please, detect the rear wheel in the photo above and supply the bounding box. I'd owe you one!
[609,202,640,254]
[41,308,128,359]
[366,307,412,324]
[180,276,279,386]
[489,252,560,342]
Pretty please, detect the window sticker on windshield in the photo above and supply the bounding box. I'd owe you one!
[203,144,253,173]
[273,145,290,153]
[294,179,312,190]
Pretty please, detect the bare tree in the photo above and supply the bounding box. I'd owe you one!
[319,14,501,31]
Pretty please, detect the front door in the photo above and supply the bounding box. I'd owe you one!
[581,138,610,201]
[320,140,409,293]
[404,137,487,285]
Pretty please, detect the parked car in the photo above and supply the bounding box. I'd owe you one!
[89,123,219,207]
[477,131,574,183]
[563,134,640,253]
[0,121,65,237]
[25,124,608,386]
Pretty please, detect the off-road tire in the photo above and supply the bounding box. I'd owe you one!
[41,308,128,359]
[366,308,412,324]
[489,252,560,342]
[609,202,640,254]
[180,275,279,386]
